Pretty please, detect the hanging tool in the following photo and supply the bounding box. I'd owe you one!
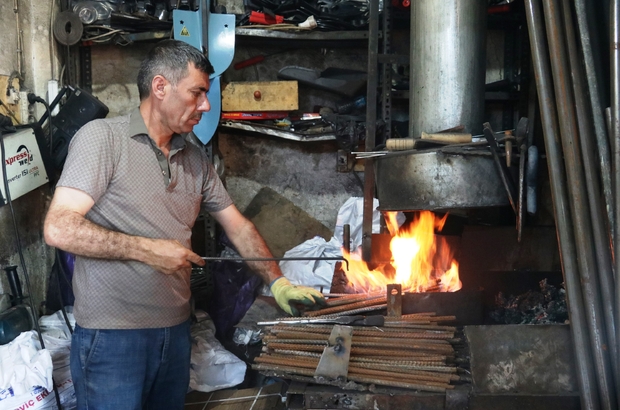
[483,122,518,213]
[526,145,539,215]
[515,117,529,242]
[234,49,291,70]
[504,130,514,167]
[257,315,385,326]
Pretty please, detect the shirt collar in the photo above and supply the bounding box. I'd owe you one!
[128,107,187,152]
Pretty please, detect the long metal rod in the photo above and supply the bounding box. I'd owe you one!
[611,0,620,402]
[200,256,348,270]
[361,0,380,262]
[561,0,619,388]
[524,1,600,408]
[542,1,615,408]
[573,0,615,245]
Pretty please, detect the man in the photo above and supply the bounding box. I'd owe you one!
[44,39,324,410]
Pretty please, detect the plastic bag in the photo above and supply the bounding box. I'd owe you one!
[334,197,405,250]
[276,236,343,293]
[189,315,246,393]
[0,309,77,410]
[0,331,53,396]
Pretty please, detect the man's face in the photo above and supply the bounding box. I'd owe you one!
[162,63,211,134]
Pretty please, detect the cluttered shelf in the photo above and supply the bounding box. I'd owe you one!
[220,120,336,142]
[235,27,372,40]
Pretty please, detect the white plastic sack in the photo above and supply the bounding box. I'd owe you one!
[0,309,77,410]
[277,236,343,293]
[38,309,76,409]
[334,197,405,251]
[0,385,56,410]
[190,315,246,393]
[0,331,53,397]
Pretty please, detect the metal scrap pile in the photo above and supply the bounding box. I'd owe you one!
[490,279,568,325]
[252,293,470,393]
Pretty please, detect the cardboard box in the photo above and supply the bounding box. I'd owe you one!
[222,81,298,112]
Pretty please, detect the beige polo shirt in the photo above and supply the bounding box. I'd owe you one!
[57,108,232,329]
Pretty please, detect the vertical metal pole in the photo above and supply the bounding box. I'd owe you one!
[524,0,600,408]
[542,1,616,407]
[562,0,619,391]
[573,0,615,246]
[343,224,351,254]
[611,0,620,402]
[362,0,379,262]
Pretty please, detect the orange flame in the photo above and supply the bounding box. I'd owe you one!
[342,211,462,293]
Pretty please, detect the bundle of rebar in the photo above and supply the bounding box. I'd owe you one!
[252,312,466,393]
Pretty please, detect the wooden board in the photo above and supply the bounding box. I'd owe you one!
[0,75,22,124]
[222,81,298,112]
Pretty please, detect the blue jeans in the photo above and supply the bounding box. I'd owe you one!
[70,320,192,410]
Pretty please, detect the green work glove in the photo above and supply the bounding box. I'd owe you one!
[270,277,326,316]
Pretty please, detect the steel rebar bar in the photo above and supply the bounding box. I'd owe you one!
[525,0,600,408]
[304,297,387,317]
[251,363,452,393]
[346,374,450,393]
[347,367,452,387]
[266,330,451,345]
[350,347,449,360]
[350,363,459,382]
[259,354,457,384]
[324,293,384,307]
[268,323,455,338]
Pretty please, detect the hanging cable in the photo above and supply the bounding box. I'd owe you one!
[27,93,54,158]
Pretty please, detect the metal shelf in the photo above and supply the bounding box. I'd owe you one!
[220,120,336,142]
[235,27,372,40]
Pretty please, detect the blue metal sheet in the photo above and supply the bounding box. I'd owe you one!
[173,10,202,51]
[173,8,235,78]
[173,6,233,145]
[193,76,221,144]
[207,13,235,78]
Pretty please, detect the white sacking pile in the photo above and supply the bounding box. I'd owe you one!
[0,308,76,410]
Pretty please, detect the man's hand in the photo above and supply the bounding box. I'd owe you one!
[270,277,326,316]
[141,238,205,275]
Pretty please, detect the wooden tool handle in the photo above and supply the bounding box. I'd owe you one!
[386,138,415,151]
[421,132,472,143]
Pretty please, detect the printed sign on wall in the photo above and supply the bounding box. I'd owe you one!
[0,128,49,205]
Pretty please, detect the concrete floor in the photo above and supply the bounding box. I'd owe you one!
[184,382,286,410]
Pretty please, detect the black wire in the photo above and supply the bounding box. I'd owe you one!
[55,248,74,334]
[0,128,64,409]
[42,102,53,158]
[29,97,54,158]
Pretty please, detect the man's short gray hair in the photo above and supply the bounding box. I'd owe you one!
[137,39,214,100]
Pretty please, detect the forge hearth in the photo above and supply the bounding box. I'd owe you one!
[235,224,571,409]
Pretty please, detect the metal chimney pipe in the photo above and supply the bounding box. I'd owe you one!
[410,0,487,139]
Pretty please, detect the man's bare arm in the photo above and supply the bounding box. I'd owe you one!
[44,186,204,274]
[211,204,283,285]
